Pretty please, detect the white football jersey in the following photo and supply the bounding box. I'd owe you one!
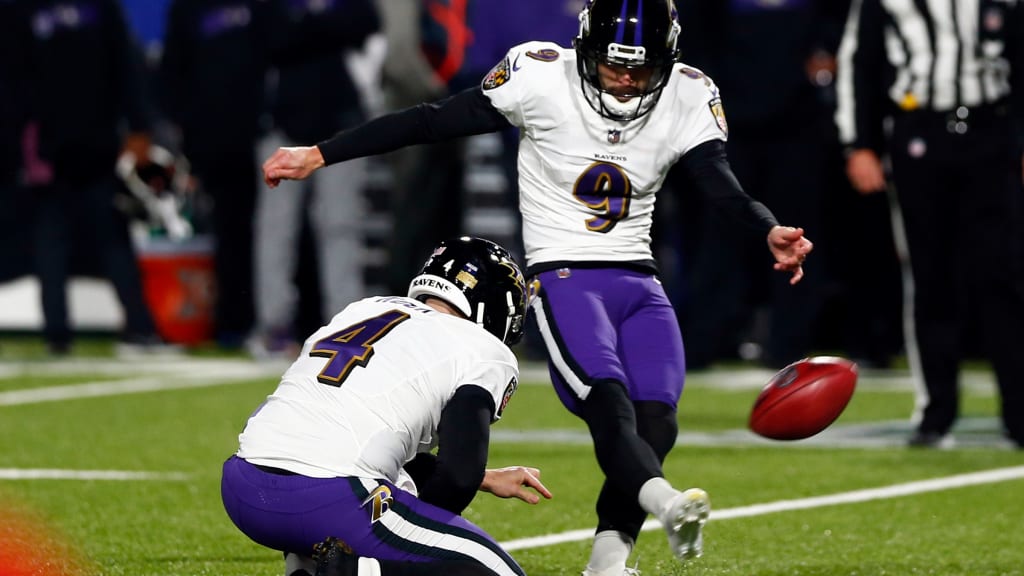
[481,42,728,267]
[237,296,519,481]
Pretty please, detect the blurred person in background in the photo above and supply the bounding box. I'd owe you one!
[159,0,276,349]
[672,0,847,370]
[836,0,1024,449]
[1,0,29,285]
[160,0,377,349]
[12,0,167,356]
[249,0,383,358]
[377,0,477,296]
[259,1,815,573]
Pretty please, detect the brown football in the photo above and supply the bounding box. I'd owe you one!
[749,357,858,440]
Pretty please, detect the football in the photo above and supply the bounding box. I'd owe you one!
[749,356,858,440]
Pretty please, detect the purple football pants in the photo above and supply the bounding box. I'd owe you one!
[529,267,686,415]
[220,456,524,575]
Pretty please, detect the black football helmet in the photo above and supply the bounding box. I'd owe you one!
[407,236,527,346]
[574,0,681,121]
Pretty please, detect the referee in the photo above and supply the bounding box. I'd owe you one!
[835,0,1024,449]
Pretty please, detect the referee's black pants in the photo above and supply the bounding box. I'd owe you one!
[888,104,1024,445]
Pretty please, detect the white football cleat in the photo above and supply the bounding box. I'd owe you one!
[661,488,711,560]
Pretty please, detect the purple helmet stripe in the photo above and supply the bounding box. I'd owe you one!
[634,0,643,45]
[615,0,628,44]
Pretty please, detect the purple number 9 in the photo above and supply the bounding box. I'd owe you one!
[572,162,632,233]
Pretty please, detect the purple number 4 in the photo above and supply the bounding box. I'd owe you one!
[311,310,411,386]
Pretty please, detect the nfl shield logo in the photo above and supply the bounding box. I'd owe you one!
[607,130,621,144]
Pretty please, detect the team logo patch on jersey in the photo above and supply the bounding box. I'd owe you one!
[482,57,511,90]
[709,97,729,136]
[497,376,518,418]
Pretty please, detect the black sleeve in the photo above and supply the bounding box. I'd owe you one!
[415,385,495,515]
[402,452,438,488]
[317,87,512,165]
[678,140,779,234]
[102,0,153,134]
[158,0,192,125]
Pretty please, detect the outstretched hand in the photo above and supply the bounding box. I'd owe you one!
[262,146,325,188]
[768,226,814,285]
[481,466,553,504]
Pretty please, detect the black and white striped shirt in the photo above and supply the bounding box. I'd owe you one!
[835,0,1024,149]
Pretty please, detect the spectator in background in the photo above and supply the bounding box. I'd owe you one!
[377,0,476,296]
[671,0,844,369]
[159,0,278,349]
[0,0,29,284]
[13,0,167,356]
[249,0,383,358]
[836,0,1024,449]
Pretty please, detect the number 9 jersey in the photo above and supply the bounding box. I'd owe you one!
[480,41,728,268]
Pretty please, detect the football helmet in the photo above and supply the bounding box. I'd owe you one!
[574,0,681,121]
[115,144,194,241]
[408,236,527,346]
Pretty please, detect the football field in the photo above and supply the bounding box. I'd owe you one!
[1,348,1022,575]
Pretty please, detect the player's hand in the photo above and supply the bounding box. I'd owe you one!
[768,226,814,285]
[481,466,553,504]
[846,149,886,195]
[262,146,325,188]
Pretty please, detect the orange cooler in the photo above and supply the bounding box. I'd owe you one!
[136,236,214,346]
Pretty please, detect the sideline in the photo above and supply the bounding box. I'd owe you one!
[500,465,1024,551]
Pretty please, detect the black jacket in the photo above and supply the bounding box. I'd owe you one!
[14,0,153,179]
[160,0,380,163]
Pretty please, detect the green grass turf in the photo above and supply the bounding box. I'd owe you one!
[0,357,1021,575]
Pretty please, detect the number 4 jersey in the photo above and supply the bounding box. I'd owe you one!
[237,296,519,482]
[480,41,728,268]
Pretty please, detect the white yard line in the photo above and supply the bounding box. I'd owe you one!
[501,465,1024,551]
[0,362,279,406]
[0,468,189,481]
